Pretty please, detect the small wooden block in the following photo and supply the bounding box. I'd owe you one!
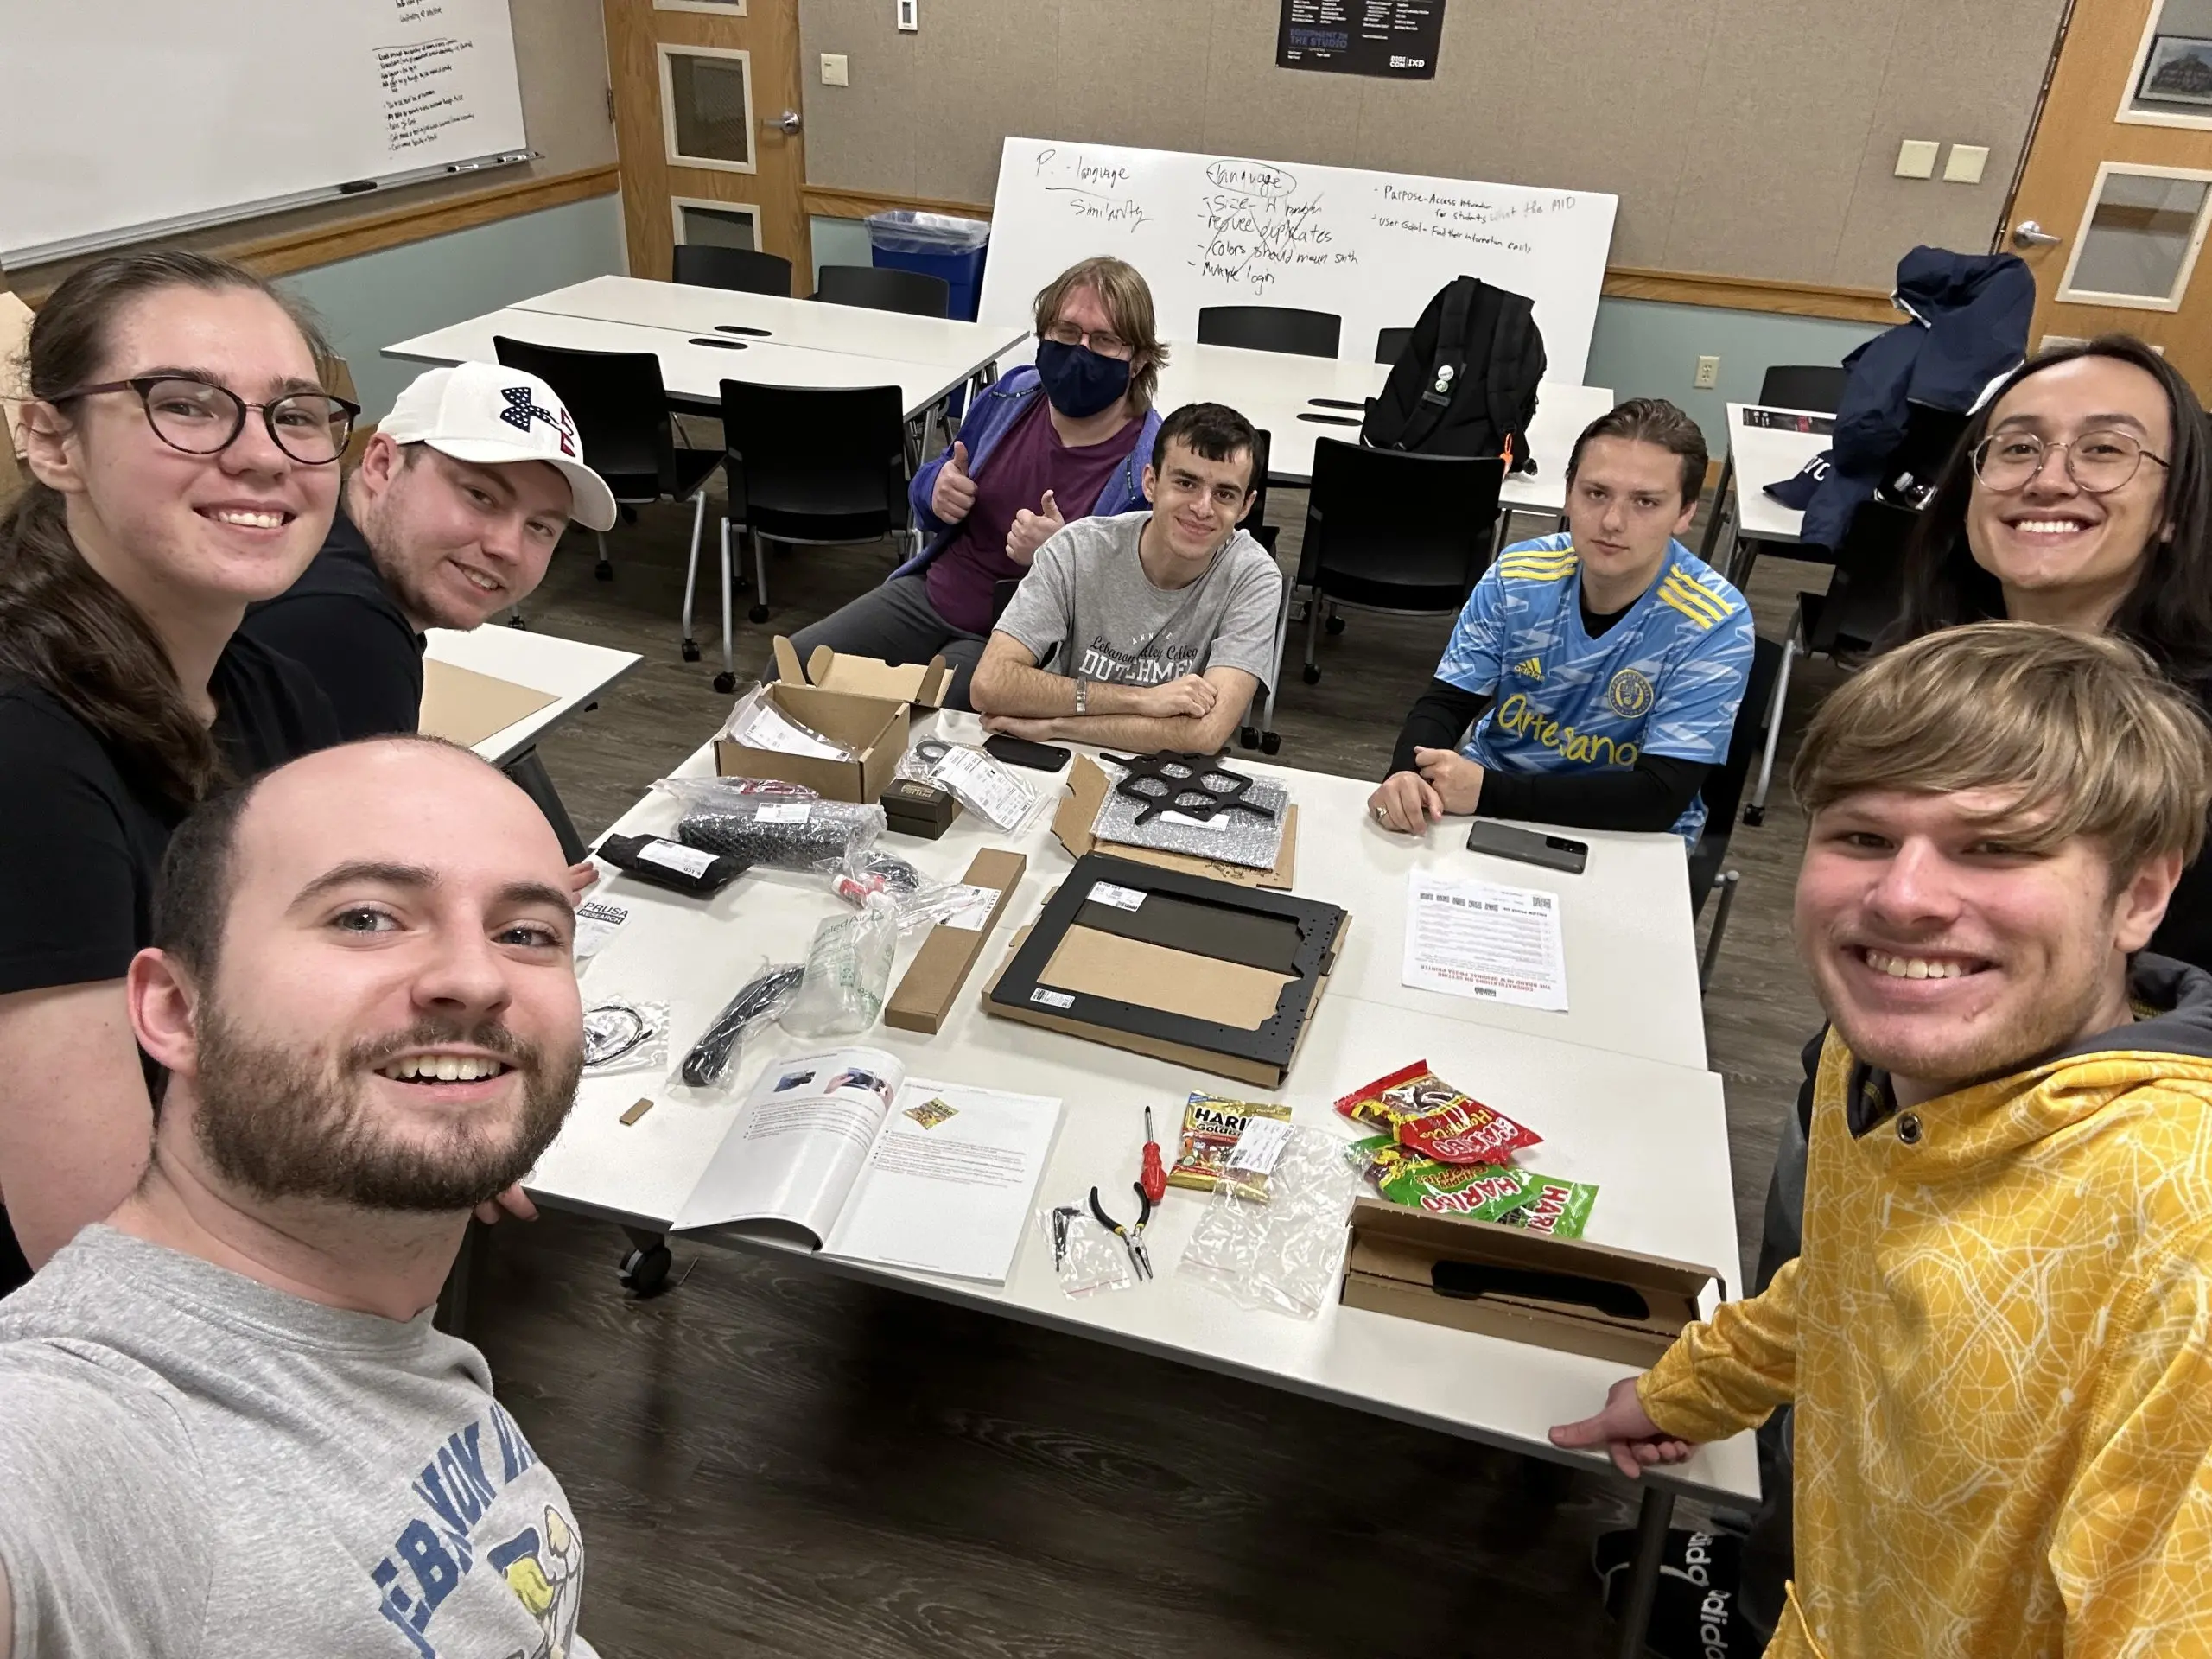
[620,1096,656,1126]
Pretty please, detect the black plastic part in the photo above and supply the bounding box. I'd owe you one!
[1238,725,1258,750]
[1104,750,1277,825]
[1301,664,1321,684]
[1431,1260,1651,1322]
[681,639,702,662]
[713,671,738,694]
[1260,731,1282,756]
[617,1243,674,1296]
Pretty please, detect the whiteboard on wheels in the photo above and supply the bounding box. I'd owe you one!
[977,138,1618,381]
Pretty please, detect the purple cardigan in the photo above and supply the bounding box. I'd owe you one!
[889,365,1162,582]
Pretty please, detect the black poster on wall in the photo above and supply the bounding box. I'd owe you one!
[1276,0,1444,79]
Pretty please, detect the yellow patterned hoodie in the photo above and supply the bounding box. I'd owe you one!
[1639,957,2212,1658]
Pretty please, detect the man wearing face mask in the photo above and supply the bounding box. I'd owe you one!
[783,257,1166,710]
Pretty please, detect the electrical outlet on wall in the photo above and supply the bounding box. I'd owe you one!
[896,0,918,29]
[1694,355,1719,390]
[819,53,849,86]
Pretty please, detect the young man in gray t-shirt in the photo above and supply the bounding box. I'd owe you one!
[0,738,598,1659]
[971,402,1283,755]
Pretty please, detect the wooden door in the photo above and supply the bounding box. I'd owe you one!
[2006,0,2212,382]
[601,0,810,283]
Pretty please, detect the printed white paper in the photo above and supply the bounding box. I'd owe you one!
[1402,870,1568,1012]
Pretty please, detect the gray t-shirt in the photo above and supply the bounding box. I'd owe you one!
[996,510,1284,690]
[0,1227,596,1659]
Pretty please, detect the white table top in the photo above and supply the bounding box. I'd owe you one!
[536,716,1749,1504]
[423,625,639,766]
[384,309,971,422]
[514,275,1028,378]
[1725,404,1834,545]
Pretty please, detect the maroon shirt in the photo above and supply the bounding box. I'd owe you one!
[925,400,1144,634]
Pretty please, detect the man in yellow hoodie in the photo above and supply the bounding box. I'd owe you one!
[1551,620,2212,1657]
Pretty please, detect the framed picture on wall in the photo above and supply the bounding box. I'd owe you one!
[2139,35,2212,106]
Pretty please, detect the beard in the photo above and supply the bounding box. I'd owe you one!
[188,1007,582,1212]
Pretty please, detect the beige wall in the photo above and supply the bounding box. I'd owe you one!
[796,0,2064,289]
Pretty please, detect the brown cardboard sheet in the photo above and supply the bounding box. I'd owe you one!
[418,660,559,748]
[1038,925,1291,1030]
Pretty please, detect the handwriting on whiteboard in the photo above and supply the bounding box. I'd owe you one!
[374,37,480,152]
[1369,182,1582,256]
[1193,160,1355,296]
[1030,147,1154,232]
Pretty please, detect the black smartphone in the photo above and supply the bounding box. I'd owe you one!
[984,734,1072,772]
[1465,820,1589,875]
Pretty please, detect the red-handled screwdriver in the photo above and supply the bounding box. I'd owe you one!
[1140,1106,1167,1205]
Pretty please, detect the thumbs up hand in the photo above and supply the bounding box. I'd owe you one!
[931,439,978,524]
[1007,487,1065,564]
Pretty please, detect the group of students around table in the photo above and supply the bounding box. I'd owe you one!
[0,245,2207,1657]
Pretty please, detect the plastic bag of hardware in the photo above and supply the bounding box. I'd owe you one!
[719,681,858,761]
[897,737,1041,833]
[830,847,987,934]
[582,998,670,1075]
[665,960,805,1100]
[779,897,899,1038]
[1178,1124,1361,1319]
[676,796,885,875]
[1039,1204,1135,1298]
[652,775,819,810]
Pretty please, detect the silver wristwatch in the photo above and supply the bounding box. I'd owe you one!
[1074,678,1089,717]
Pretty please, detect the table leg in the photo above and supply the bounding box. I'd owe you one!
[1698,453,1737,565]
[1615,1483,1675,1659]
[502,747,587,865]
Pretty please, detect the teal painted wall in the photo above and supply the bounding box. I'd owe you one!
[283,193,629,423]
[809,213,872,287]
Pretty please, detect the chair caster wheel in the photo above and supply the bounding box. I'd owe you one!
[594,561,613,582]
[747,604,769,625]
[713,671,737,695]
[1260,731,1281,756]
[616,1243,672,1296]
[681,639,701,662]
[1238,726,1258,750]
[1743,806,1767,828]
[507,614,529,630]
[619,505,639,526]
[1324,614,1346,636]
[1301,664,1321,685]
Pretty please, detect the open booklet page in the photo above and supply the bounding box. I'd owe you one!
[671,1048,905,1248]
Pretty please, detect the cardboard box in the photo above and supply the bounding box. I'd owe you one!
[715,681,910,803]
[881,777,961,839]
[773,634,950,711]
[1052,756,1298,890]
[883,849,1026,1033]
[1339,1198,1720,1367]
[418,660,559,749]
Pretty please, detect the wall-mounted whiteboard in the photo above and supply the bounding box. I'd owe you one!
[978,138,1618,382]
[0,0,528,268]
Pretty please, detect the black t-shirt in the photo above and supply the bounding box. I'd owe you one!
[0,637,340,996]
[238,506,425,741]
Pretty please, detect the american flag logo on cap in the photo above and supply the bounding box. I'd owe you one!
[499,385,578,457]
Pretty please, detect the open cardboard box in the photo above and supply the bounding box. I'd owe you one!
[1339,1198,1720,1367]
[715,673,911,804]
[1052,755,1298,890]
[773,634,950,711]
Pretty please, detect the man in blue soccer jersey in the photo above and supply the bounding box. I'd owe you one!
[1367,398,1752,848]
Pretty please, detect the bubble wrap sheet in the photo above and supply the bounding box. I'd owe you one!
[1090,760,1289,870]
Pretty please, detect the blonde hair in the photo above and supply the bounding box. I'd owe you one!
[1792,620,2212,876]
[1031,257,1167,412]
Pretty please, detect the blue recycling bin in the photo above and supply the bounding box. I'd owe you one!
[866,210,990,321]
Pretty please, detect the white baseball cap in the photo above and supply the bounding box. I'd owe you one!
[380,362,620,531]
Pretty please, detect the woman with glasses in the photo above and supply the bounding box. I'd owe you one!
[0,251,346,1283]
[785,256,1168,709]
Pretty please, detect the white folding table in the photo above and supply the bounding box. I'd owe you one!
[1698,404,1834,585]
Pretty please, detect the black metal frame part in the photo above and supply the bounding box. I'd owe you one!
[987,854,1346,1074]
[1103,751,1280,826]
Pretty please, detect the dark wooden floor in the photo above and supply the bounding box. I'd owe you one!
[474,480,1842,1656]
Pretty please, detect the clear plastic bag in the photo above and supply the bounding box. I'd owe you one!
[1039,1203,1135,1298]
[778,896,898,1038]
[719,681,857,761]
[899,739,1041,833]
[675,795,886,875]
[830,846,987,934]
[652,774,817,806]
[582,998,670,1075]
[1178,1124,1360,1319]
[666,960,804,1098]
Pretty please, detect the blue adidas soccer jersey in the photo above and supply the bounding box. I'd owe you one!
[1436,532,1753,845]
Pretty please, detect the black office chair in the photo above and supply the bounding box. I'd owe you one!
[1758,364,1848,414]
[1197,305,1342,359]
[1689,633,1783,992]
[491,336,721,592]
[1745,499,1919,823]
[1289,440,1504,698]
[1375,327,1414,366]
[672,244,793,297]
[814,264,951,318]
[715,378,912,690]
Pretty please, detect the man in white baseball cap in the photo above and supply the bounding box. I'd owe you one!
[241,361,618,741]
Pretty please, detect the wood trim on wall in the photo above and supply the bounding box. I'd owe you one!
[802,188,1904,327]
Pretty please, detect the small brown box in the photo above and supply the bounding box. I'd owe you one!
[880,777,961,839]
[785,637,951,710]
[715,677,909,804]
[884,849,1026,1033]
[1339,1198,1719,1367]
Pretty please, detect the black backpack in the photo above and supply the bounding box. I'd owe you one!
[1363,276,1546,473]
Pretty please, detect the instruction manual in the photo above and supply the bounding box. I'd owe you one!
[669,1046,1062,1283]
[1402,870,1568,1012]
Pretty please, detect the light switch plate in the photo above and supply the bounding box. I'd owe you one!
[896,0,918,29]
[1943,143,1989,185]
[1895,139,1939,180]
[819,52,849,85]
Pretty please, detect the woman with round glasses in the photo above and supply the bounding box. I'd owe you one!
[0,251,346,1282]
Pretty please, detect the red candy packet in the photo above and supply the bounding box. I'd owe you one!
[1332,1060,1541,1165]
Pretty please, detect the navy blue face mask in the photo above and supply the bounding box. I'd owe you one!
[1034,338,1131,419]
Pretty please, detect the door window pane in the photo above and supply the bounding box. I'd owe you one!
[2128,3,2212,122]
[2063,170,2211,304]
[663,48,752,170]
[677,201,758,251]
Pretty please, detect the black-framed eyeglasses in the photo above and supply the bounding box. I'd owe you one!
[1970,429,2170,495]
[1040,321,1134,360]
[54,376,360,465]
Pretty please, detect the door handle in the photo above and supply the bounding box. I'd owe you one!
[766,109,802,135]
[2012,219,2062,249]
